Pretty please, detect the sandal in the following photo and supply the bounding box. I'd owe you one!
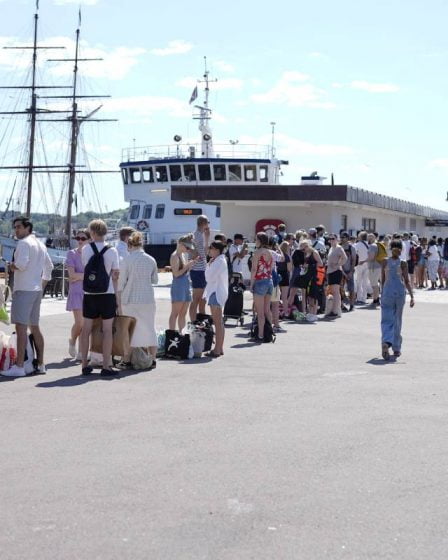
[205,351,221,358]
[393,351,401,357]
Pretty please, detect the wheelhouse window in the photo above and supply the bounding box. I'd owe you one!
[183,164,196,181]
[143,204,152,219]
[169,165,182,182]
[155,166,168,182]
[244,164,257,181]
[142,167,154,183]
[155,204,165,219]
[216,206,221,218]
[130,204,140,220]
[198,164,212,181]
[341,214,348,231]
[130,168,142,183]
[213,164,226,181]
[259,165,268,182]
[121,168,128,185]
[228,164,242,181]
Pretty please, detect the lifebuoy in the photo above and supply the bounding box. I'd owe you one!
[137,220,149,231]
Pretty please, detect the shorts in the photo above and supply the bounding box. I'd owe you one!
[83,293,117,320]
[208,292,220,306]
[171,274,192,303]
[327,270,343,285]
[407,259,415,274]
[253,278,273,296]
[368,267,381,288]
[277,269,290,287]
[11,290,42,325]
[190,270,206,289]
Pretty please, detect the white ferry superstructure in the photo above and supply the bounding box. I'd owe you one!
[119,62,288,263]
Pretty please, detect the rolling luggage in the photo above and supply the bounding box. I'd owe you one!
[223,272,245,325]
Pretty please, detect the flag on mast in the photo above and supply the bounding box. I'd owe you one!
[189,86,198,105]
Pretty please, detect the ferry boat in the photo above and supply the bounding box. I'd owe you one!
[119,62,288,265]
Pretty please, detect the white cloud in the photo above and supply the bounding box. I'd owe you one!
[429,158,448,169]
[350,80,400,93]
[99,95,191,119]
[0,35,146,80]
[251,71,335,109]
[176,76,243,90]
[150,40,193,56]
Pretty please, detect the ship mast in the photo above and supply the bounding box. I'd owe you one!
[193,57,217,158]
[0,0,67,217]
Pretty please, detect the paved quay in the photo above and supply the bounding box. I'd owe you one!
[1,276,448,560]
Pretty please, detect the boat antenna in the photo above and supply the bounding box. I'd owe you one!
[270,121,276,158]
[193,56,217,158]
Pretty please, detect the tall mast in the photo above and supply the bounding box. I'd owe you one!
[26,7,39,216]
[193,57,217,158]
[65,23,81,241]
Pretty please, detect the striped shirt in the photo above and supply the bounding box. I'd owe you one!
[191,229,207,271]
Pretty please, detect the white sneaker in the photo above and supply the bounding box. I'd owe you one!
[35,364,46,375]
[68,339,76,358]
[1,364,26,377]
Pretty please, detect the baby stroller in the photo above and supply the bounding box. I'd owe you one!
[224,272,246,325]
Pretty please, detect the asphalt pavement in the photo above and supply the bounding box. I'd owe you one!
[1,280,447,560]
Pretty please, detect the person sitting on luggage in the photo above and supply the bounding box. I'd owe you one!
[203,241,229,357]
[169,235,199,333]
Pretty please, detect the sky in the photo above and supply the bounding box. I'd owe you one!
[0,0,448,215]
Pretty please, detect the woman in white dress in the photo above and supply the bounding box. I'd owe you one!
[117,231,158,363]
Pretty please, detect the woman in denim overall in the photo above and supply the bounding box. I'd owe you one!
[380,240,414,360]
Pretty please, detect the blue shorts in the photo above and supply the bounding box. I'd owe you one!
[190,270,206,289]
[253,278,273,296]
[208,292,220,306]
[171,274,192,302]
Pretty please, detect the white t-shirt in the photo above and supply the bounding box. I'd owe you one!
[82,241,120,294]
[13,234,54,292]
[228,243,246,274]
[354,240,369,263]
[427,245,440,262]
[401,239,411,261]
[115,239,129,261]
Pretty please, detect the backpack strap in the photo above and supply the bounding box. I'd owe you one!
[90,242,99,255]
[99,245,110,256]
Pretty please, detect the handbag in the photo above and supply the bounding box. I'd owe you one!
[130,347,154,370]
[90,315,136,357]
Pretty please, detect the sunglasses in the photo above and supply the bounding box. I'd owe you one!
[328,237,336,241]
[75,236,88,241]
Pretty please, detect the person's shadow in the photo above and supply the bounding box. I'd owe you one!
[36,368,149,388]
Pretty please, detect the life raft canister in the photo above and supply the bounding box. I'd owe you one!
[137,220,149,231]
[255,219,285,237]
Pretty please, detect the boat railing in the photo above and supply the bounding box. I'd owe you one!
[122,144,272,162]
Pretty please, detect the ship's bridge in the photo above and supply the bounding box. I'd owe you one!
[120,151,288,187]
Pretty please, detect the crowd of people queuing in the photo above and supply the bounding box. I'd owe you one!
[2,213,448,377]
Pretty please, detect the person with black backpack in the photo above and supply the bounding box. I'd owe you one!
[79,219,120,377]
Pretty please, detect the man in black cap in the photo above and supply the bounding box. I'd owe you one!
[228,233,248,275]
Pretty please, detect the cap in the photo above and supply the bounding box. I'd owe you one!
[308,228,317,235]
[411,234,419,243]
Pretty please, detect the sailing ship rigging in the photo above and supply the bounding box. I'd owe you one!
[0,1,117,248]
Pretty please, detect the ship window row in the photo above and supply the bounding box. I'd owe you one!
[122,163,269,184]
[129,204,221,220]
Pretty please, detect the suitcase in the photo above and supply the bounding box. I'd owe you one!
[223,273,245,325]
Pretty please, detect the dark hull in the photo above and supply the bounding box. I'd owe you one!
[144,243,176,268]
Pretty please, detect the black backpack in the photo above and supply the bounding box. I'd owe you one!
[83,243,111,293]
[250,317,276,343]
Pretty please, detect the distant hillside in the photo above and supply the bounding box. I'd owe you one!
[0,209,128,236]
